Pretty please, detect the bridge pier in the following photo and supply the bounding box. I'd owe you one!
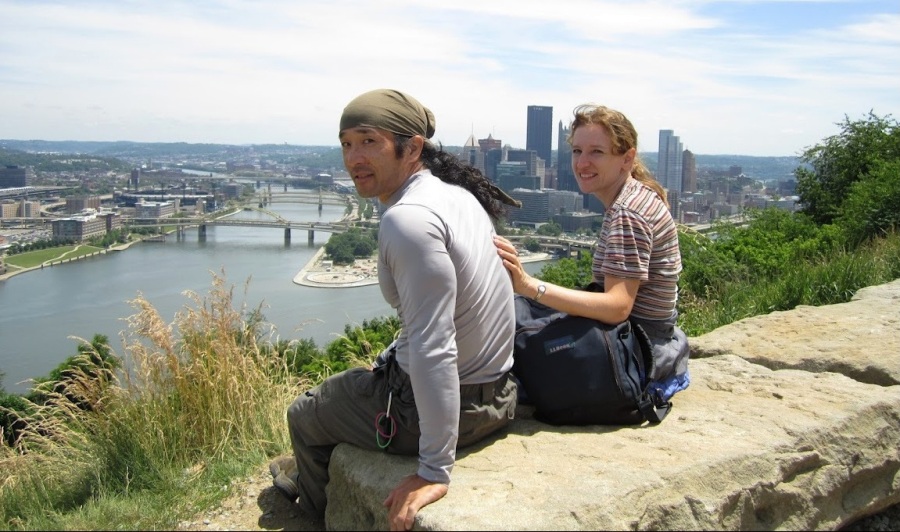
[284,227,291,242]
[198,224,207,240]
[308,230,315,246]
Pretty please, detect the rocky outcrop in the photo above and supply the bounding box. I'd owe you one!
[325,280,900,531]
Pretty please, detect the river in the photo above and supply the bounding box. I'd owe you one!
[0,199,550,395]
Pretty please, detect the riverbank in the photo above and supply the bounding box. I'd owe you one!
[292,248,551,288]
[0,239,142,282]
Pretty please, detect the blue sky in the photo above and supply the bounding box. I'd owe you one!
[1,0,897,156]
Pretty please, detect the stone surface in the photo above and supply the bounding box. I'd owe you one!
[324,279,900,531]
[689,280,900,386]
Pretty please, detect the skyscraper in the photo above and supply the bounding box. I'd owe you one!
[526,105,553,166]
[462,134,483,172]
[682,149,697,194]
[556,120,576,193]
[657,130,684,195]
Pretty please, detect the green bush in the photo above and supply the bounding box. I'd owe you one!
[838,159,900,246]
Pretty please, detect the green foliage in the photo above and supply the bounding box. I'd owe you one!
[322,316,401,373]
[5,237,77,256]
[0,147,131,173]
[361,199,375,219]
[0,390,31,447]
[536,252,593,289]
[522,237,541,252]
[261,316,401,382]
[678,232,900,335]
[710,208,842,278]
[324,227,377,265]
[837,159,900,246]
[796,111,900,225]
[536,221,563,236]
[87,229,129,248]
[25,335,120,409]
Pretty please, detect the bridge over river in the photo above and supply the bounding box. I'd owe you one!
[124,191,359,245]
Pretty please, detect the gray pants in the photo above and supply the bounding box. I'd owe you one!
[286,353,517,517]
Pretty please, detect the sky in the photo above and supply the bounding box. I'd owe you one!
[1,0,898,156]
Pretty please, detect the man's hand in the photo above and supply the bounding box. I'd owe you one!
[383,474,448,531]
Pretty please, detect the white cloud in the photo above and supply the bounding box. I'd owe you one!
[0,0,897,155]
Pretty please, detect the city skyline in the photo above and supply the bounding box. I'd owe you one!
[1,1,898,157]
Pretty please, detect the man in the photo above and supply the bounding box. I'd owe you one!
[270,89,519,531]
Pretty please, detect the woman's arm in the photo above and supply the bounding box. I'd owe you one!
[494,235,639,324]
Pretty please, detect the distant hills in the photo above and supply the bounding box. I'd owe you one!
[1,139,804,182]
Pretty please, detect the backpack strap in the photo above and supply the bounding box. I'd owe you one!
[631,320,673,424]
[638,392,672,424]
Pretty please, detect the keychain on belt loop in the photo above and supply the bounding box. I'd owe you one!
[376,390,397,449]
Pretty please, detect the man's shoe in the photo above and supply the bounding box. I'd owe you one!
[269,455,296,478]
[273,471,299,501]
[269,455,299,501]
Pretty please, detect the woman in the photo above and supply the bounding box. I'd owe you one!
[494,104,689,399]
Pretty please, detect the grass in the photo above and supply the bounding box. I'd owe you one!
[677,231,900,336]
[0,271,309,530]
[4,245,105,269]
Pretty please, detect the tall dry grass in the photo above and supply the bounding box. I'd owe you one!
[0,271,305,529]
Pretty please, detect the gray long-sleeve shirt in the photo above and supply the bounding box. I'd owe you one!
[377,170,515,484]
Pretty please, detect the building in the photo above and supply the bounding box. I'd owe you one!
[51,211,122,242]
[478,134,501,153]
[584,194,606,215]
[0,166,31,188]
[0,200,41,218]
[483,148,504,182]
[526,105,553,167]
[507,189,550,225]
[682,149,697,194]
[546,189,582,217]
[461,134,484,172]
[223,182,247,200]
[507,188,582,226]
[129,168,141,190]
[507,149,540,179]
[496,161,539,193]
[135,201,176,219]
[657,130,684,195]
[67,196,102,214]
[553,211,604,233]
[0,202,19,218]
[668,190,681,222]
[556,120,576,192]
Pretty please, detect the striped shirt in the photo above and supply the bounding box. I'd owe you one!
[592,177,682,321]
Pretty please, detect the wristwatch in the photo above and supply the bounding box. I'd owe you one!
[534,283,547,302]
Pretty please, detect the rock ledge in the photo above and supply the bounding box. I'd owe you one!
[325,280,900,530]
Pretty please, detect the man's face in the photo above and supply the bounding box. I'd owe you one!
[339,126,412,202]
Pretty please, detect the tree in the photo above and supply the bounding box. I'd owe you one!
[536,221,563,237]
[838,159,900,245]
[523,237,541,252]
[795,111,900,225]
[324,227,377,265]
[535,252,593,289]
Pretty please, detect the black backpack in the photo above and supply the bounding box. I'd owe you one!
[512,294,672,426]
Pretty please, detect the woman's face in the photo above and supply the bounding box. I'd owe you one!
[570,123,634,203]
